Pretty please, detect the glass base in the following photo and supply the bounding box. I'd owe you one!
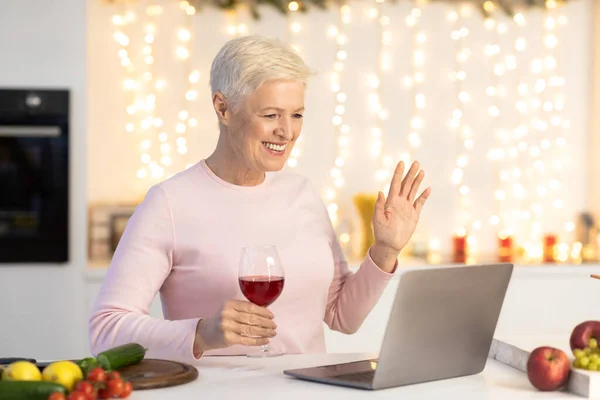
[246,351,283,358]
[246,345,283,357]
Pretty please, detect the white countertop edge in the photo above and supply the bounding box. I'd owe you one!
[84,261,600,282]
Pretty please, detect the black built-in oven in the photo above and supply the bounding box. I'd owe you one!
[0,89,69,263]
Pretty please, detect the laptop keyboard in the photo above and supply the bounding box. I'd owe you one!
[334,370,375,383]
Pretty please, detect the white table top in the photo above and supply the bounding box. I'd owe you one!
[132,351,577,399]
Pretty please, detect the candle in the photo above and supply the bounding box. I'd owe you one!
[453,234,467,263]
[498,234,513,262]
[543,234,557,263]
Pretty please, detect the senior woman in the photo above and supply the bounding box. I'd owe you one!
[89,35,431,362]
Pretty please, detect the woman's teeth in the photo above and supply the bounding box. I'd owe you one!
[263,142,286,152]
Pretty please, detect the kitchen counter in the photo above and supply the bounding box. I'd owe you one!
[78,262,599,398]
[127,351,577,399]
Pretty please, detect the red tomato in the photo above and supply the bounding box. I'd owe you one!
[106,371,121,381]
[119,381,133,398]
[105,378,125,397]
[97,389,111,400]
[48,393,67,400]
[67,392,87,400]
[87,368,107,383]
[74,381,95,397]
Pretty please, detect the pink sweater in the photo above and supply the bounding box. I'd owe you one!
[89,160,396,362]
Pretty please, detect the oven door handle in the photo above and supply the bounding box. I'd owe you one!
[0,125,61,137]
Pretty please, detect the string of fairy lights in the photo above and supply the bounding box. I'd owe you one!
[113,2,199,183]
[286,1,305,169]
[494,9,527,258]
[323,3,352,227]
[447,7,477,259]
[107,0,580,263]
[505,8,538,260]
[531,3,573,261]
[174,2,197,173]
[509,10,536,258]
[403,4,426,169]
[476,0,572,262]
[370,0,394,193]
[486,8,512,258]
[113,4,164,180]
[367,1,385,162]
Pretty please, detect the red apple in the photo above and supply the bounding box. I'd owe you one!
[570,321,600,351]
[527,346,571,391]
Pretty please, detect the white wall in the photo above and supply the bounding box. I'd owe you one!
[589,1,600,216]
[0,0,88,360]
[88,0,593,260]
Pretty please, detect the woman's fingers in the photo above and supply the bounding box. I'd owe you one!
[228,299,274,319]
[223,318,276,338]
[414,187,432,212]
[231,310,277,329]
[400,161,420,198]
[388,161,405,201]
[408,170,425,202]
[221,300,278,344]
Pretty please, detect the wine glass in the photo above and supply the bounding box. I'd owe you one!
[238,245,285,358]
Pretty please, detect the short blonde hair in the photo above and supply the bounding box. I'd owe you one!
[210,35,313,110]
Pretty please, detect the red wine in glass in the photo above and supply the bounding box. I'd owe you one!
[238,245,285,358]
[239,276,284,307]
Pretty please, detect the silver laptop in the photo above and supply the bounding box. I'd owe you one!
[283,263,513,390]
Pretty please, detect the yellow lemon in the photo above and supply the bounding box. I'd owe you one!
[2,361,42,381]
[41,360,83,391]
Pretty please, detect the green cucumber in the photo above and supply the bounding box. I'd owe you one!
[97,343,146,371]
[0,380,67,400]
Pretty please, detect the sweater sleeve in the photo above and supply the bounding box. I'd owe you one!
[88,185,201,363]
[321,200,397,335]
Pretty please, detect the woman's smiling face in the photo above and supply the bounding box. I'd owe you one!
[221,79,305,173]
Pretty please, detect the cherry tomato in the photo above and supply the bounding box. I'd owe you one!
[48,393,67,400]
[67,392,87,400]
[74,381,95,397]
[97,389,112,399]
[119,381,133,398]
[106,371,121,381]
[105,378,125,397]
[87,367,107,383]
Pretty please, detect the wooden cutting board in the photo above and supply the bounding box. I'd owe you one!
[117,359,199,390]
